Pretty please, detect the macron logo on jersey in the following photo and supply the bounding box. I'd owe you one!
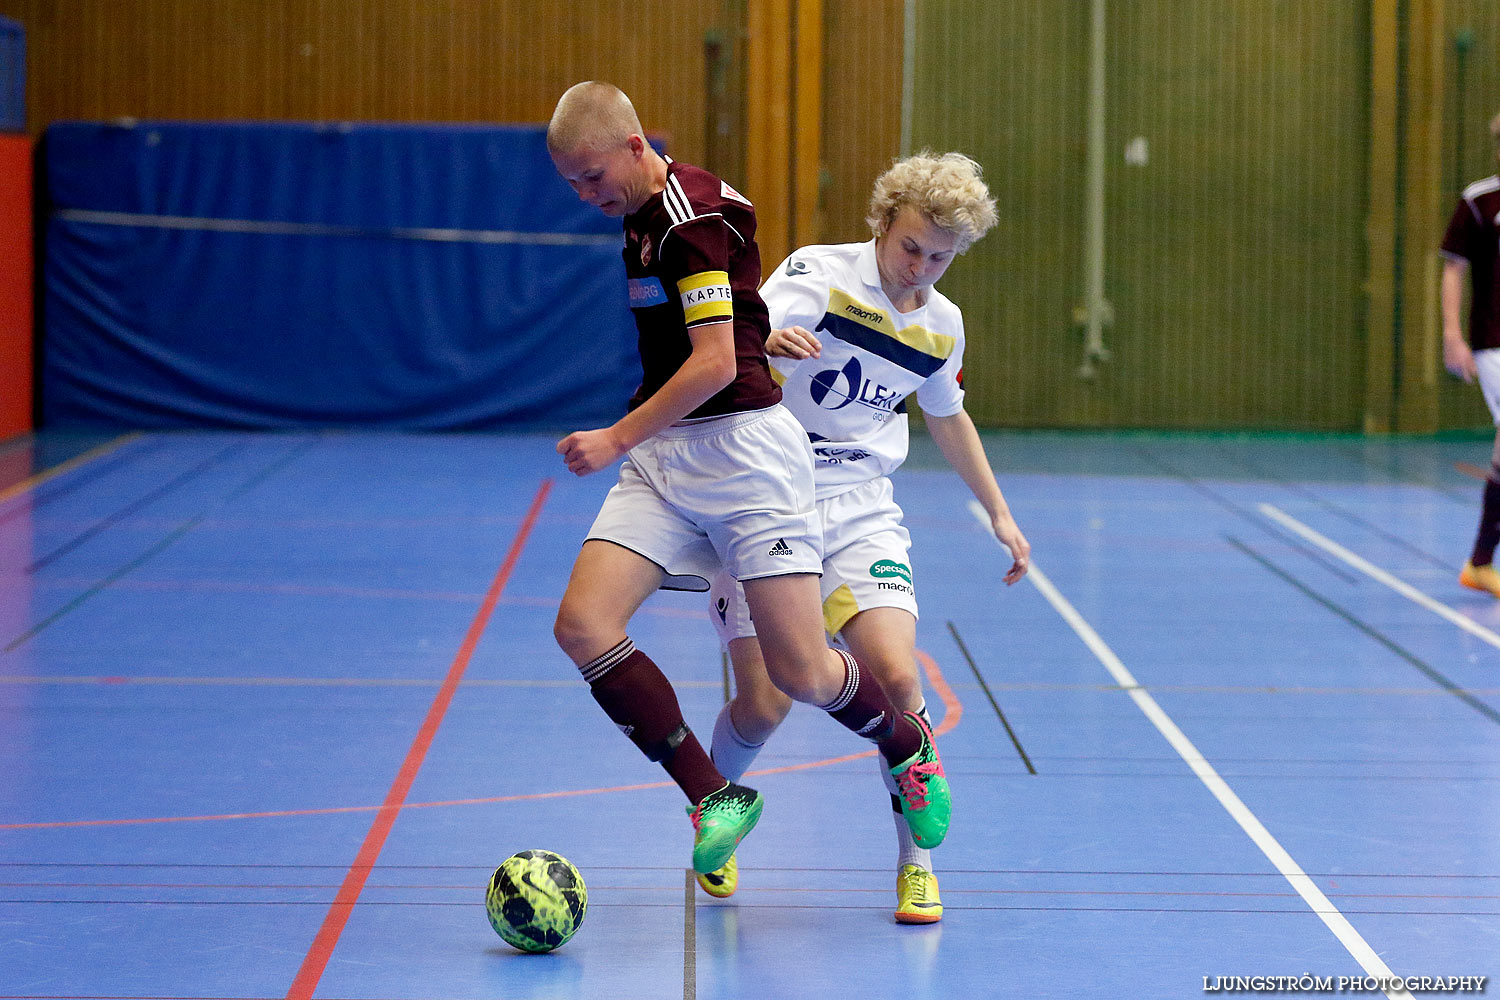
[844,301,887,326]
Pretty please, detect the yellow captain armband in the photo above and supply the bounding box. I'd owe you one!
[678,270,733,326]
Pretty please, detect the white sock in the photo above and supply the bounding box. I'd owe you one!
[892,803,933,872]
[883,700,933,872]
[710,701,764,783]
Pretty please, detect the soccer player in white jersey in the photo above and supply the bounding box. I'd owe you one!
[696,152,1031,922]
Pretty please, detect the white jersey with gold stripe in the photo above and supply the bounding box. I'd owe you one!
[759,240,966,500]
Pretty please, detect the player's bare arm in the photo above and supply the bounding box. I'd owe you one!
[925,408,1031,585]
[556,320,738,476]
[765,325,822,360]
[1442,257,1477,384]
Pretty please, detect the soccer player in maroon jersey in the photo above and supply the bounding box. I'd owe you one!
[545,81,952,875]
[1442,112,1500,597]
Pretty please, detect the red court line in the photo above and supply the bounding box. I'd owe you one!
[283,479,552,1000]
[1456,461,1489,482]
[744,647,962,775]
[0,649,963,832]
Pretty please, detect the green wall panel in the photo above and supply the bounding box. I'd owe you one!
[1439,0,1500,431]
[912,0,1370,430]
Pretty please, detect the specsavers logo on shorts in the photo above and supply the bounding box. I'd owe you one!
[870,559,913,593]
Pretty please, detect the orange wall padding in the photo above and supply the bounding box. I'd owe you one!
[0,133,31,438]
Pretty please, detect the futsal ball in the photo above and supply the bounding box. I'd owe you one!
[485,850,588,953]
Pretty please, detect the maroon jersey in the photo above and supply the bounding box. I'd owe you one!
[621,159,781,418]
[1442,175,1500,351]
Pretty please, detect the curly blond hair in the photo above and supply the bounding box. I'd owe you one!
[866,151,997,252]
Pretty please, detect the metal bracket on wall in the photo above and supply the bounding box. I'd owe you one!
[1072,298,1114,380]
[1075,0,1113,382]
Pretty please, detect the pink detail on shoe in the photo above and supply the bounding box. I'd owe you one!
[896,759,945,811]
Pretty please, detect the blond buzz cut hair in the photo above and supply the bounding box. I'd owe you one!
[547,81,644,156]
[866,151,998,253]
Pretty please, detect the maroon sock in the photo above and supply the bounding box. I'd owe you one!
[581,639,724,803]
[818,649,921,767]
[1472,474,1500,567]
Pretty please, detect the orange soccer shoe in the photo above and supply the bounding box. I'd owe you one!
[1460,561,1500,598]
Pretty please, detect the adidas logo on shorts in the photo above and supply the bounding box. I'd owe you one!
[768,538,794,557]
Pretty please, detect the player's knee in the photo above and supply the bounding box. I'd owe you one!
[552,601,598,663]
[760,660,825,704]
[881,671,924,714]
[843,639,921,712]
[732,688,792,743]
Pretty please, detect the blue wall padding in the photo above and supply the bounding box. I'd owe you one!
[0,17,20,133]
[41,121,640,429]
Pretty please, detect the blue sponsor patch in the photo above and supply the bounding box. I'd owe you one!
[627,277,669,309]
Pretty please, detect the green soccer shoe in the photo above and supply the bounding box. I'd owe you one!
[688,782,763,875]
[889,711,950,849]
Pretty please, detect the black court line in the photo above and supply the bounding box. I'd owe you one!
[0,436,160,524]
[11,898,1493,916]
[720,647,732,705]
[1217,448,1456,573]
[26,441,247,573]
[1127,444,1361,585]
[682,869,697,1000]
[1226,535,1500,729]
[1332,441,1472,504]
[3,438,318,653]
[946,620,1036,774]
[5,860,1495,880]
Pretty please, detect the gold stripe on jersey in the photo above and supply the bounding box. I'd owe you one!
[678,270,733,326]
[768,365,787,386]
[827,288,957,366]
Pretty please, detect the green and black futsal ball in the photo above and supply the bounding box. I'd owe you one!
[485,850,588,953]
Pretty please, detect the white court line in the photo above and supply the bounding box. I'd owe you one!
[1259,502,1500,652]
[968,501,1411,998]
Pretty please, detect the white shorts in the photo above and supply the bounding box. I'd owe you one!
[709,476,916,642]
[1476,348,1500,425]
[585,404,823,591]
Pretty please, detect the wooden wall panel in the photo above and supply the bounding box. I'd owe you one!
[5,0,1490,432]
[819,0,903,244]
[0,0,742,170]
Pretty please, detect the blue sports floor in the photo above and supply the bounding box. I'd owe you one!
[0,429,1496,999]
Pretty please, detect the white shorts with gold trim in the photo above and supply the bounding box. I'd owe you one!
[709,475,916,642]
[1476,348,1500,425]
[585,403,823,590]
